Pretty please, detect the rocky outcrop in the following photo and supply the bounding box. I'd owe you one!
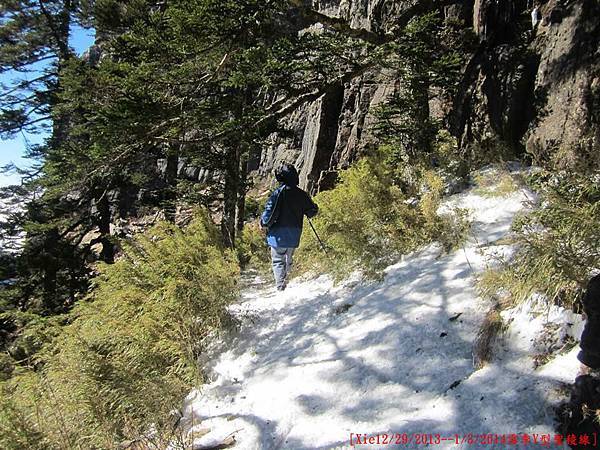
[256,0,600,193]
[525,0,600,170]
[458,0,600,168]
[256,1,405,193]
[257,68,397,193]
[451,6,540,160]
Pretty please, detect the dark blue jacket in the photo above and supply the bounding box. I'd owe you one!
[578,274,600,369]
[261,184,318,248]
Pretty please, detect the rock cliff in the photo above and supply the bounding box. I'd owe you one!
[257,0,600,193]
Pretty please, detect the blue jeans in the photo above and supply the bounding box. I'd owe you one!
[271,247,295,289]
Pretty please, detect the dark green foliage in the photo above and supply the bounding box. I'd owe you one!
[2,0,450,315]
[7,1,593,446]
[86,0,380,246]
[0,311,65,368]
[1,1,100,316]
[0,0,93,137]
[1,5,402,432]
[375,13,467,191]
[0,253,16,285]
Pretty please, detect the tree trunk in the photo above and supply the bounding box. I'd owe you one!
[236,153,248,232]
[221,145,240,247]
[97,191,114,263]
[410,67,432,157]
[47,0,74,148]
[41,229,59,308]
[164,149,179,222]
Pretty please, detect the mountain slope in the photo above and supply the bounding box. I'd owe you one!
[175,169,582,450]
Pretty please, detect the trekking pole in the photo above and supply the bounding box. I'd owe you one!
[307,218,328,256]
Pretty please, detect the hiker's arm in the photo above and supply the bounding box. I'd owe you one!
[305,195,318,218]
[260,191,277,227]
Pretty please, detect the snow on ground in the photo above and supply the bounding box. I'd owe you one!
[176,171,583,450]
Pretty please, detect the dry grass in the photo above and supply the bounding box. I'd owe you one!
[473,169,522,198]
[472,301,505,369]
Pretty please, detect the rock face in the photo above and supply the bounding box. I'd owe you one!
[256,0,600,193]
[452,0,538,159]
[257,1,404,193]
[525,0,600,170]
[257,70,397,193]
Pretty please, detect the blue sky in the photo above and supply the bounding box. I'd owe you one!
[0,25,96,187]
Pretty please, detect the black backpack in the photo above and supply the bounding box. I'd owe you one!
[263,187,285,229]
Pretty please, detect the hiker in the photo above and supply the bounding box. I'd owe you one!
[577,273,600,376]
[260,164,318,291]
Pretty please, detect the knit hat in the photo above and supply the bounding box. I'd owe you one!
[275,163,299,187]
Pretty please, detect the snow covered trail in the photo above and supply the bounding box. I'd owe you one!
[178,179,582,450]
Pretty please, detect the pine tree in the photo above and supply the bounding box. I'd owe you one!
[1,0,455,314]
[373,12,470,192]
[0,0,92,139]
[0,1,95,310]
[82,0,385,246]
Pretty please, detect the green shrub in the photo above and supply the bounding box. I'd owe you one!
[236,221,271,273]
[295,152,470,279]
[478,171,600,308]
[243,196,264,222]
[0,212,239,449]
[380,131,468,197]
[432,130,468,180]
[0,381,49,450]
[0,311,65,368]
[461,132,517,168]
[0,354,14,382]
[434,206,472,253]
